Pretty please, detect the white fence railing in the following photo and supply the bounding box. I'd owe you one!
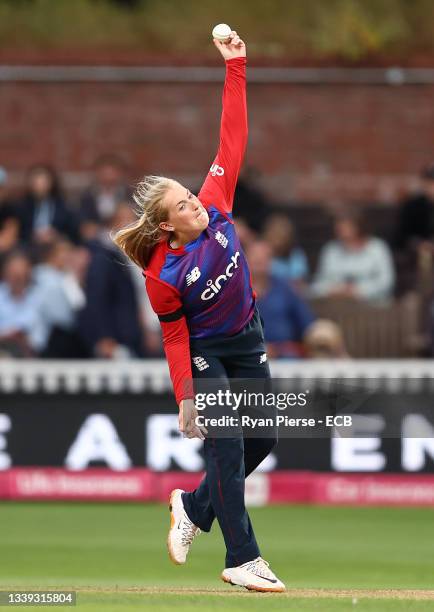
[0,359,433,394]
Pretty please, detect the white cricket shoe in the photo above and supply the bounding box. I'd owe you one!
[221,556,286,592]
[167,489,200,565]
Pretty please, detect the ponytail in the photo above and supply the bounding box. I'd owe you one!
[112,175,172,269]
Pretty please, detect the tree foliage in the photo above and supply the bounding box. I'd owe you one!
[0,0,432,62]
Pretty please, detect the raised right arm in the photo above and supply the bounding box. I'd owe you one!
[198,34,247,214]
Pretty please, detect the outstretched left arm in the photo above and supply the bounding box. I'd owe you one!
[198,31,247,214]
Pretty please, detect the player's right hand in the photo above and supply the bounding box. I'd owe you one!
[213,31,246,61]
[179,398,208,440]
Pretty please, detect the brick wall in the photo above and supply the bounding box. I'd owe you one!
[1,79,433,203]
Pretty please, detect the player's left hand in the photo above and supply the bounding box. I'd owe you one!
[214,31,246,61]
[179,398,208,440]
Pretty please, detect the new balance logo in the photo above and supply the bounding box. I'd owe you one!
[210,163,224,177]
[186,266,201,286]
[215,231,228,249]
[259,353,267,364]
[192,356,209,371]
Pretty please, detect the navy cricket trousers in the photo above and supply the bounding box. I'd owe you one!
[182,308,277,568]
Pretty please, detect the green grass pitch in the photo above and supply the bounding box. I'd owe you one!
[0,502,433,610]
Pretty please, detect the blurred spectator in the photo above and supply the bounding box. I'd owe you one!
[79,154,131,241]
[33,239,89,358]
[107,201,162,356]
[311,209,395,303]
[304,319,348,359]
[0,167,16,222]
[233,165,268,233]
[394,163,434,251]
[247,240,315,359]
[0,167,22,268]
[394,163,434,295]
[0,250,44,357]
[18,165,79,245]
[77,202,146,359]
[263,213,309,287]
[233,217,258,251]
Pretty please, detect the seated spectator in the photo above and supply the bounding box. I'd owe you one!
[0,166,17,224]
[304,319,348,359]
[263,213,309,287]
[246,240,315,359]
[79,154,131,241]
[77,202,146,359]
[0,250,44,357]
[18,164,79,245]
[0,167,22,269]
[394,163,434,294]
[33,238,88,358]
[311,209,395,303]
[394,163,434,251]
[107,201,162,356]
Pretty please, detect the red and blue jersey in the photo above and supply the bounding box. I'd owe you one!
[144,57,253,403]
[146,205,254,339]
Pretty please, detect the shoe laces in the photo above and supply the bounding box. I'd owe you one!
[242,557,274,580]
[180,513,200,546]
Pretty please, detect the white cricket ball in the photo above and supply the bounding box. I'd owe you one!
[212,23,232,42]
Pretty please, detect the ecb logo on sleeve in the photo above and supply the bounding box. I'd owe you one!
[210,164,225,177]
[215,231,228,249]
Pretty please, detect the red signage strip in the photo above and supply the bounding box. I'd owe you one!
[0,468,155,502]
[312,474,434,506]
[1,469,434,507]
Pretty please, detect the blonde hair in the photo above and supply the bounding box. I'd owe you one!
[111,175,172,269]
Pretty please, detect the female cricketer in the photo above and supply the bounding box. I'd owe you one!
[113,30,285,593]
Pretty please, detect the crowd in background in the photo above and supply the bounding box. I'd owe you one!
[0,157,433,361]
